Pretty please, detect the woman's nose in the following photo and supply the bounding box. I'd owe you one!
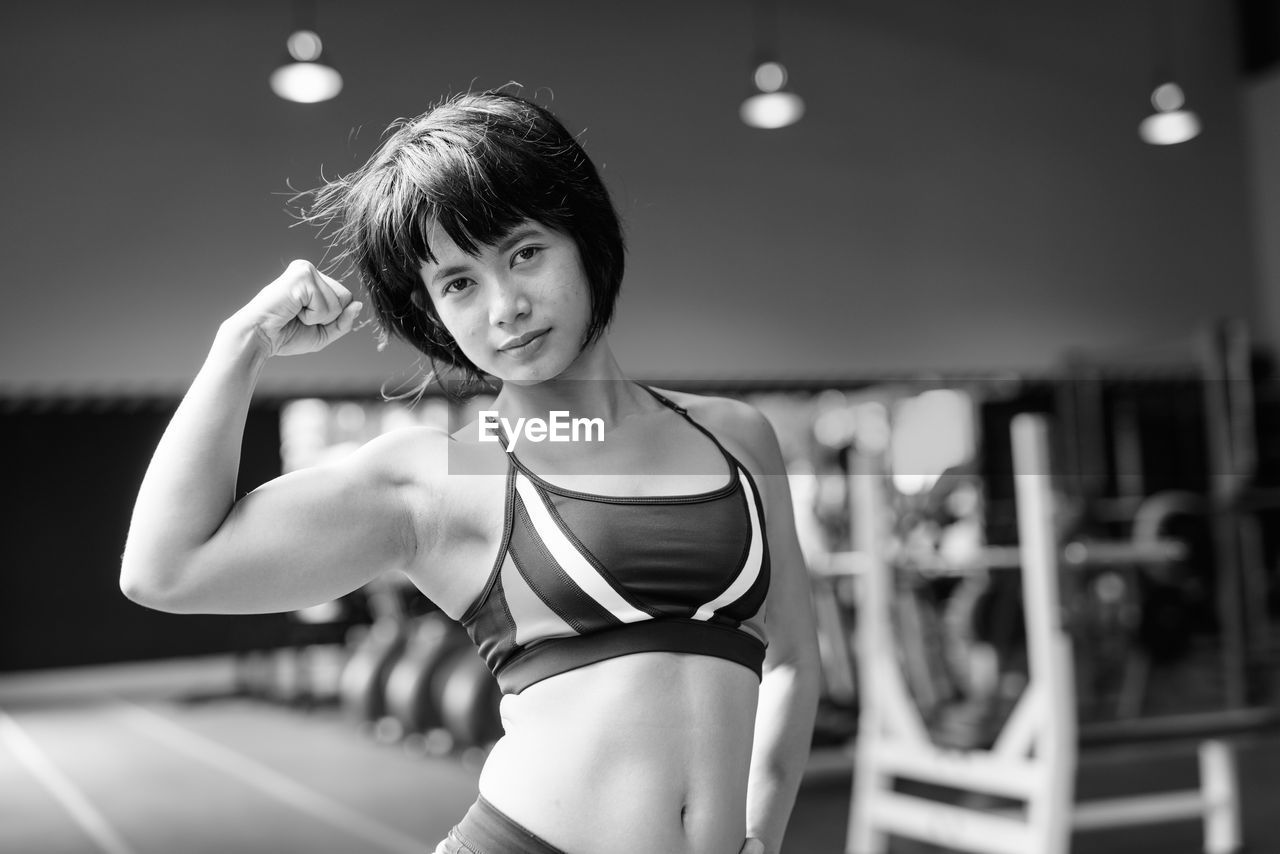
[489,280,532,326]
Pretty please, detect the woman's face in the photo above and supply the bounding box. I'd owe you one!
[417,220,593,385]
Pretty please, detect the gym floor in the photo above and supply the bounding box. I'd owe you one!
[2,658,1278,854]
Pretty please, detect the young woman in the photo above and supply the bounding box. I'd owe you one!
[121,91,821,854]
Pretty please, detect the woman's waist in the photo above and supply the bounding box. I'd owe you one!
[475,653,758,854]
[477,742,750,854]
[480,713,752,791]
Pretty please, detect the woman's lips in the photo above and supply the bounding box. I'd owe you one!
[499,328,550,356]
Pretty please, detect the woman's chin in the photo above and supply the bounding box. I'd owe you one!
[499,374,549,387]
[489,361,565,387]
[488,351,588,387]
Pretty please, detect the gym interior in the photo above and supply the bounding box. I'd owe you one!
[5,2,1280,852]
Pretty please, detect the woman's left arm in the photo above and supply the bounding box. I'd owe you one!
[733,406,823,854]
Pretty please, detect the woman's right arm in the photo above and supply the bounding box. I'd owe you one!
[119,260,414,615]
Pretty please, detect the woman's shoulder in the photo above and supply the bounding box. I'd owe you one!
[341,423,499,491]
[650,387,757,423]
[353,423,508,536]
[350,423,449,469]
[647,387,784,475]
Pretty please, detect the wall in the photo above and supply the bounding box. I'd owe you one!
[1247,67,1280,352]
[0,0,1260,393]
[0,401,295,670]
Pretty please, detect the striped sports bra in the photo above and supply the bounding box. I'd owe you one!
[458,387,770,694]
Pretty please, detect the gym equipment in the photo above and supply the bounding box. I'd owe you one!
[337,576,505,752]
[1199,320,1277,706]
[808,560,858,708]
[805,556,862,748]
[338,578,426,725]
[234,594,365,708]
[846,415,1266,854]
[1096,489,1210,719]
[338,573,449,728]
[383,612,473,736]
[338,618,408,725]
[435,649,504,749]
[1060,319,1280,708]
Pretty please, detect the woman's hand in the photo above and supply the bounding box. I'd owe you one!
[738,837,767,854]
[231,259,363,357]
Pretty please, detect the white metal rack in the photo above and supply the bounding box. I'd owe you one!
[846,414,1243,854]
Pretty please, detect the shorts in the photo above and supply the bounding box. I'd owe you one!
[433,794,569,854]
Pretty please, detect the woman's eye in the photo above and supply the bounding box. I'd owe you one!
[513,246,542,264]
[442,277,474,295]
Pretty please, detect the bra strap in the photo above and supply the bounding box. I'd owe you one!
[635,382,688,415]
[636,383,750,475]
[490,419,513,451]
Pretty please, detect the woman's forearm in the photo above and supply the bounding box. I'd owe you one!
[119,316,269,602]
[745,661,822,854]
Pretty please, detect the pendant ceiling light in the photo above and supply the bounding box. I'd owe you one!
[1139,81,1201,145]
[740,0,804,129]
[270,0,343,104]
[1138,0,1199,145]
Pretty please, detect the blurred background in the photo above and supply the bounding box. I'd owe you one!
[2,0,1275,391]
[4,1,1280,852]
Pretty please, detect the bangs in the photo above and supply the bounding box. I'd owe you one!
[363,129,571,284]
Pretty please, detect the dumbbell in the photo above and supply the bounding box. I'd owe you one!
[435,649,503,749]
[383,612,472,735]
[234,649,275,698]
[338,619,409,725]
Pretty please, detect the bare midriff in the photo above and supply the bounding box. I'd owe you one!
[476,651,760,854]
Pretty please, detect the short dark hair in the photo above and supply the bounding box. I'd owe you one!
[303,90,625,397]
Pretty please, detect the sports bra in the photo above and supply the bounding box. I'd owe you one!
[458,386,770,694]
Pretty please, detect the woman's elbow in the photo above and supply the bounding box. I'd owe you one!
[120,571,172,612]
[119,550,192,613]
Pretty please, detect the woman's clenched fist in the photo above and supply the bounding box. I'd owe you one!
[233,260,364,357]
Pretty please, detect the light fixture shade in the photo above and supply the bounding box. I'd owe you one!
[1138,109,1201,145]
[270,61,343,104]
[740,91,805,129]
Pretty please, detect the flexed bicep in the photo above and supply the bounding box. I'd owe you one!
[131,429,428,616]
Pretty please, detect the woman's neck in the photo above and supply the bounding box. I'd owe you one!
[491,337,653,428]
